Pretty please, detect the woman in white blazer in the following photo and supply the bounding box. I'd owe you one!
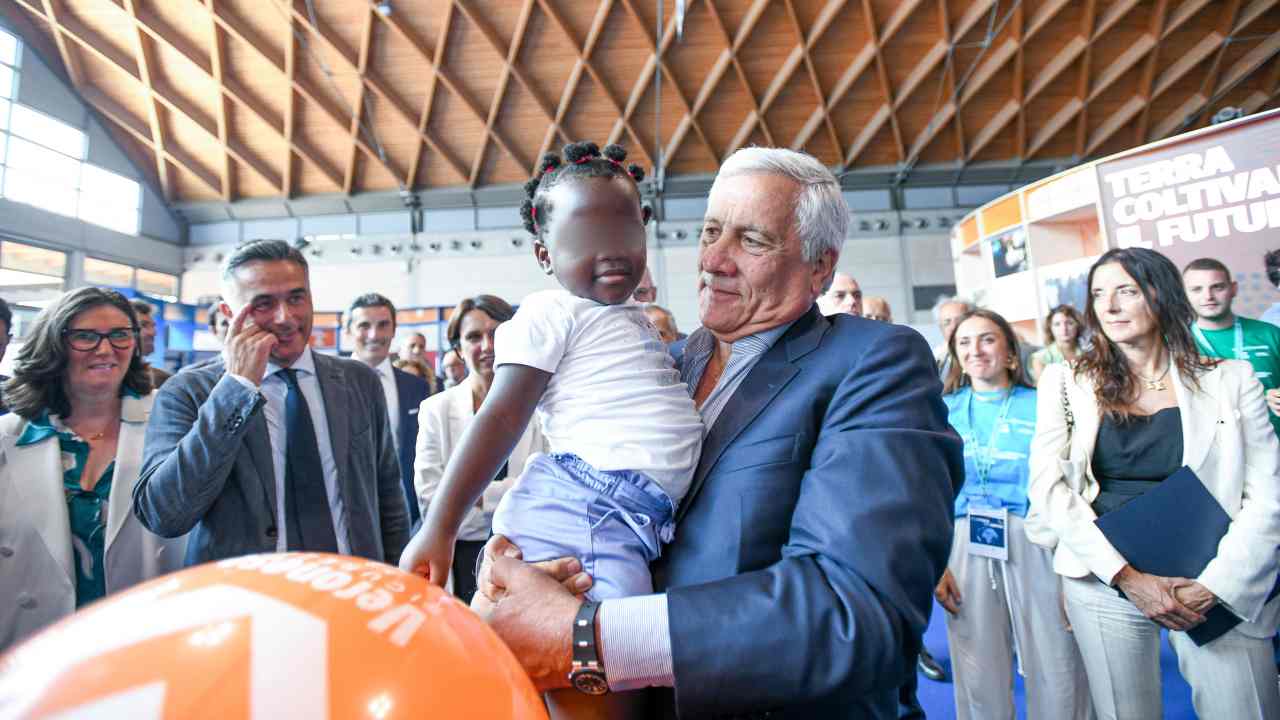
[415,295,545,602]
[0,288,187,651]
[1028,248,1280,720]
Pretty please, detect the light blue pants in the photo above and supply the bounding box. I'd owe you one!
[491,453,675,601]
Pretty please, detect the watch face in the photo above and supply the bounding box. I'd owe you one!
[571,670,609,695]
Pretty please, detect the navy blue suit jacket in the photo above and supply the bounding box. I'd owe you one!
[652,306,963,718]
[391,367,431,526]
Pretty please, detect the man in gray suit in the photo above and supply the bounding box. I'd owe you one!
[134,240,409,565]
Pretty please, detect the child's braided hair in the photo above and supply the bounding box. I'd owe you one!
[519,141,650,240]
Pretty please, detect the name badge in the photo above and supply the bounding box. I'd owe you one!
[967,506,1008,561]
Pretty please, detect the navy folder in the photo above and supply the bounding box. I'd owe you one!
[1095,465,1279,646]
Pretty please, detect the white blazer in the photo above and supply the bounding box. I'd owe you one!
[1029,360,1280,638]
[0,392,188,650]
[413,380,546,541]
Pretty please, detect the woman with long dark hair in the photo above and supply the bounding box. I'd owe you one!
[936,309,1092,720]
[1028,247,1280,719]
[0,288,186,650]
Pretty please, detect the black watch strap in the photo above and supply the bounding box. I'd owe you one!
[570,600,608,694]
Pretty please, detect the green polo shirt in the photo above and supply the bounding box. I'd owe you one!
[1194,317,1280,439]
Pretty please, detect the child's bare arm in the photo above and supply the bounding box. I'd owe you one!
[400,364,551,581]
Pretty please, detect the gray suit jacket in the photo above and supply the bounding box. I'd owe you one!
[133,353,410,566]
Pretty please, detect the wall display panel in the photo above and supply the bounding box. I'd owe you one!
[988,228,1030,279]
[953,109,1280,334]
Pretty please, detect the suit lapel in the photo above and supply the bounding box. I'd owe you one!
[9,430,74,584]
[105,393,151,550]
[315,354,351,486]
[675,309,824,523]
[1171,362,1218,472]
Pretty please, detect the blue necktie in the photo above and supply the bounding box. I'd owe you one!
[280,368,338,552]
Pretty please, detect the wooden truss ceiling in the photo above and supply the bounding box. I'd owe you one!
[6,0,1280,205]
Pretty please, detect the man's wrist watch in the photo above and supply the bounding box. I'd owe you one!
[568,600,609,695]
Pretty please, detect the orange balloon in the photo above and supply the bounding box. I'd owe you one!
[0,553,547,720]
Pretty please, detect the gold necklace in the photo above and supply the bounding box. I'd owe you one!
[1138,361,1170,391]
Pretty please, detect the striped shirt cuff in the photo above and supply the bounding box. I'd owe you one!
[598,593,675,691]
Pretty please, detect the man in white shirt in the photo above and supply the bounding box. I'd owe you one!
[345,293,432,527]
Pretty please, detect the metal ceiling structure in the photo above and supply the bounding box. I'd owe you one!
[5,0,1279,221]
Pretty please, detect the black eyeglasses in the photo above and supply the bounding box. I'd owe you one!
[62,327,137,352]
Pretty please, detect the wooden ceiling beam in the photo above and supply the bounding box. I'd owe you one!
[537,0,653,171]
[784,0,842,155]
[1133,0,1171,147]
[1152,29,1280,141]
[204,0,232,201]
[1025,36,1086,103]
[843,104,892,167]
[130,1,343,191]
[967,98,1019,161]
[706,0,774,147]
[355,0,525,177]
[730,0,844,157]
[1025,0,1075,43]
[1086,96,1144,155]
[618,0,716,164]
[956,37,1017,106]
[39,0,82,87]
[1214,7,1280,96]
[281,10,296,198]
[266,0,462,184]
[121,0,170,202]
[406,0,453,188]
[80,86,221,194]
[1072,0,1098,158]
[465,0,537,186]
[859,0,906,163]
[1027,97,1082,158]
[936,0,966,163]
[1164,0,1219,38]
[0,1,165,193]
[1094,0,1144,41]
[11,0,280,190]
[1013,1,1026,159]
[344,7,375,195]
[453,0,567,159]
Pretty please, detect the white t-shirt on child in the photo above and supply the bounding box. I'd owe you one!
[495,289,702,503]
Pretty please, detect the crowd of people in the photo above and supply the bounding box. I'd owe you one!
[0,141,1278,720]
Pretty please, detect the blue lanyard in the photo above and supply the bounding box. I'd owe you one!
[1191,319,1247,361]
[963,388,1014,499]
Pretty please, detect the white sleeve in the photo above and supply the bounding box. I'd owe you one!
[494,292,574,374]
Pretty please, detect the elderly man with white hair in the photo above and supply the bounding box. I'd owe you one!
[470,147,963,719]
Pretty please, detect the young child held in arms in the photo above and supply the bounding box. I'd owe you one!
[399,141,702,718]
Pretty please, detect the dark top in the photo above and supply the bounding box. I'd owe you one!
[1091,407,1183,516]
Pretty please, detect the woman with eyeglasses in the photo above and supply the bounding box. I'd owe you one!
[0,287,187,651]
[413,295,546,603]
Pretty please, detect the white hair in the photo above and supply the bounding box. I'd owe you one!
[931,295,973,323]
[713,147,849,264]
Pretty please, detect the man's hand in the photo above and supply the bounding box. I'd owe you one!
[1112,565,1206,631]
[223,303,276,385]
[474,535,593,608]
[934,568,963,615]
[480,556,582,692]
[1265,388,1280,418]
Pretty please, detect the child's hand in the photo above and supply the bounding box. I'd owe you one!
[397,523,456,588]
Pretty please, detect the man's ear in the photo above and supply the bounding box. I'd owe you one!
[533,241,554,276]
[812,249,838,295]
